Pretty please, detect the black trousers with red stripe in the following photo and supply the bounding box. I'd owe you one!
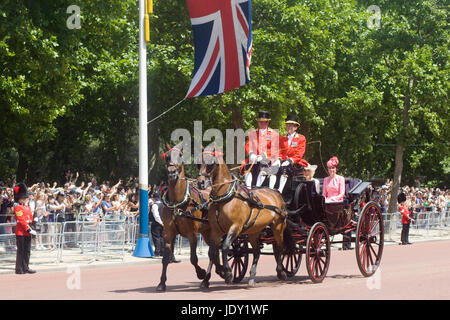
[401,223,410,244]
[16,235,31,273]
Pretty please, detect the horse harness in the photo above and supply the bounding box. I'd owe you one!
[209,179,288,234]
[162,180,210,234]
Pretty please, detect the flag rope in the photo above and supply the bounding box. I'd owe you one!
[147,98,186,124]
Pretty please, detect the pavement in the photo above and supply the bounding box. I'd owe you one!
[1,227,449,276]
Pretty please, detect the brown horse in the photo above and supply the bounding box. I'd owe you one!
[156,144,223,292]
[198,148,288,288]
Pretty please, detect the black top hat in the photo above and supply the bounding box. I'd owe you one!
[285,113,300,126]
[256,111,271,121]
[14,183,28,203]
[397,192,407,204]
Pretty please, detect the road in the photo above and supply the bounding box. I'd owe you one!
[1,240,449,301]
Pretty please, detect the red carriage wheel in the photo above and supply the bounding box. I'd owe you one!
[306,222,330,283]
[227,237,249,283]
[281,242,302,278]
[356,201,384,277]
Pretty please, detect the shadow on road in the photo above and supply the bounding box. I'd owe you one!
[109,274,326,295]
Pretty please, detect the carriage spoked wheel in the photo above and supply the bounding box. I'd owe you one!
[306,222,331,283]
[227,237,249,283]
[356,201,384,277]
[280,242,302,278]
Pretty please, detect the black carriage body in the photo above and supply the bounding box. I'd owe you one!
[284,172,370,234]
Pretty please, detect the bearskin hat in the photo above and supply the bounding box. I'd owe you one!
[14,183,28,203]
[397,192,407,204]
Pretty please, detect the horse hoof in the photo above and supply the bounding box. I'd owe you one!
[225,273,233,284]
[156,283,166,292]
[216,269,226,280]
[200,281,209,289]
[248,279,256,287]
[277,271,287,281]
[197,269,207,280]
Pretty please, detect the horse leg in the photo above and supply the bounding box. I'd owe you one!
[156,233,176,292]
[247,234,261,287]
[272,222,287,281]
[222,230,239,284]
[200,242,217,288]
[202,228,225,279]
[188,234,206,280]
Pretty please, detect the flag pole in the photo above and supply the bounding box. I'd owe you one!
[133,0,153,257]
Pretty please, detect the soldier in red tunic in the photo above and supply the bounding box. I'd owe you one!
[276,114,308,193]
[398,191,414,245]
[14,183,37,274]
[243,111,280,188]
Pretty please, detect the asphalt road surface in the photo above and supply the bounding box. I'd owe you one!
[1,240,449,301]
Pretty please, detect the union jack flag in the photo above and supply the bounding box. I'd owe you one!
[185,0,252,98]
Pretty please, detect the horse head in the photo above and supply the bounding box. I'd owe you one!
[197,146,224,190]
[162,143,184,182]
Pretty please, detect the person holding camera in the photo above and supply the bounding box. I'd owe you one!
[13,183,37,274]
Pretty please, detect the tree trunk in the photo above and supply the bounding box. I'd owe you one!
[388,76,414,213]
[388,143,404,213]
[16,148,28,183]
[231,104,243,129]
[148,112,161,186]
[231,104,244,166]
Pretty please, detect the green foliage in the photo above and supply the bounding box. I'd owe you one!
[0,0,448,187]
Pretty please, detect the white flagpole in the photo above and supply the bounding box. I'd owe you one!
[133,0,153,257]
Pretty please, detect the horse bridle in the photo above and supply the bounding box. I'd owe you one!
[162,148,210,223]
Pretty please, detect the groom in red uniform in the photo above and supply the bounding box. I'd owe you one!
[244,111,280,188]
[14,183,37,274]
[276,114,307,192]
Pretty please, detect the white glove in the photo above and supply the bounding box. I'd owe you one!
[272,158,281,167]
[249,153,257,163]
[29,229,37,236]
[281,160,291,167]
[256,155,263,162]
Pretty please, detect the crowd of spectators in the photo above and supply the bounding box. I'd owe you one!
[371,179,450,215]
[0,173,448,247]
[0,172,167,250]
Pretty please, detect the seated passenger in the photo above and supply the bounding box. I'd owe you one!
[304,163,320,195]
[322,156,345,203]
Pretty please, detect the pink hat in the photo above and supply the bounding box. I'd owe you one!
[327,156,339,168]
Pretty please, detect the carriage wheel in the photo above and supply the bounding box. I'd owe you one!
[356,201,384,277]
[306,222,331,283]
[227,237,249,283]
[281,243,302,278]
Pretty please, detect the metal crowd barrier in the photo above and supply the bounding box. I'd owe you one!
[383,209,450,241]
[0,212,139,269]
[2,208,447,269]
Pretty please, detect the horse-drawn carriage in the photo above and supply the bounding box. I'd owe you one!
[227,165,384,283]
[157,145,384,291]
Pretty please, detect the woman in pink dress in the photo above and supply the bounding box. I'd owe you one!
[322,156,345,203]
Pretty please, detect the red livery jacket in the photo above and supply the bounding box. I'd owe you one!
[14,204,33,236]
[399,205,412,225]
[244,128,280,164]
[280,133,307,165]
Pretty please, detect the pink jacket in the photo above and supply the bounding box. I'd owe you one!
[323,174,345,203]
